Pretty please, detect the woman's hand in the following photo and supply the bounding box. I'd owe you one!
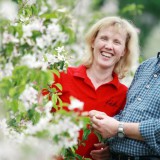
[90,143,110,160]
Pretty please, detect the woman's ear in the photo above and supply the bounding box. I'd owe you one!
[91,39,95,48]
[122,47,127,57]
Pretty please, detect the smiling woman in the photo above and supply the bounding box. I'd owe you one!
[43,16,140,160]
[91,26,127,74]
[84,16,139,79]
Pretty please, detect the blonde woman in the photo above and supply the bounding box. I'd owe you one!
[43,16,139,159]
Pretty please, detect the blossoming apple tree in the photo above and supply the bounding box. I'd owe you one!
[0,0,92,159]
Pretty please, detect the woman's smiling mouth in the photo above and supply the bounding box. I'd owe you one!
[101,52,114,58]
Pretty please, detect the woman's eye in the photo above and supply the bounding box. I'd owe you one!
[114,40,121,44]
[100,36,108,40]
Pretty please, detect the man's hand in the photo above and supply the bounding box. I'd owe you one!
[90,143,110,160]
[89,110,119,138]
[89,110,106,118]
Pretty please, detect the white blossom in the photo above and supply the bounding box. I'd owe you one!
[49,116,82,148]
[55,46,65,53]
[21,54,37,67]
[46,0,58,9]
[0,119,8,136]
[0,0,91,159]
[22,19,44,38]
[0,0,18,21]
[24,116,52,135]
[19,84,38,111]
[47,21,60,34]
[20,54,48,70]
[44,101,53,114]
[19,16,29,22]
[36,37,46,49]
[23,0,36,6]
[0,62,14,80]
[12,47,20,57]
[57,8,67,13]
[39,5,48,15]
[0,136,60,160]
[44,53,59,64]
[2,32,19,44]
[57,53,66,61]
[68,97,84,110]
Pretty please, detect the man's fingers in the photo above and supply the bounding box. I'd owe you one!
[89,110,106,118]
[92,123,99,130]
[94,113,106,120]
[91,115,100,127]
[89,110,98,117]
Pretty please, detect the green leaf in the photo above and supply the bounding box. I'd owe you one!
[18,101,26,112]
[79,116,90,127]
[75,154,83,160]
[82,128,91,141]
[27,108,40,125]
[40,12,58,19]
[55,83,62,91]
[53,135,60,143]
[94,131,103,142]
[60,61,65,70]
[35,130,50,138]
[52,93,58,106]
[0,78,12,98]
[11,100,19,112]
[57,96,64,109]
[8,118,18,128]
[32,111,41,125]
[52,68,60,78]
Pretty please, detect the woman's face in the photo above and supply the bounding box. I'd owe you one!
[91,26,127,70]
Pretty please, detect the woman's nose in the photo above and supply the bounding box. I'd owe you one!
[105,41,113,50]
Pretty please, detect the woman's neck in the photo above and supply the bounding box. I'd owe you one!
[86,65,113,89]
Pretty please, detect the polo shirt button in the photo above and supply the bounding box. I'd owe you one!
[154,74,158,78]
[137,97,142,101]
[145,85,150,89]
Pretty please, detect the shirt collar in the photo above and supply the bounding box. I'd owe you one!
[157,52,160,63]
[156,52,160,66]
[73,65,87,78]
[108,73,120,89]
[73,65,120,89]
[157,52,160,59]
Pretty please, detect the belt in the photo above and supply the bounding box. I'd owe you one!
[111,153,160,160]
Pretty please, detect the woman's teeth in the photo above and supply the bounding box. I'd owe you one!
[101,52,113,58]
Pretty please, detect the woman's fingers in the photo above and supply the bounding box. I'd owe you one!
[90,145,110,160]
[94,143,106,149]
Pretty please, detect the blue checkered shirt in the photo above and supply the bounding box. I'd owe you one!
[109,53,160,156]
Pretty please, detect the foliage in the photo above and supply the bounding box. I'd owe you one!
[119,0,160,58]
[0,0,92,159]
[0,0,144,159]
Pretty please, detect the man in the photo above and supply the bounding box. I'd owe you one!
[89,52,160,160]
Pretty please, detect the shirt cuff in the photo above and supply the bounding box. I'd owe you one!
[139,119,155,141]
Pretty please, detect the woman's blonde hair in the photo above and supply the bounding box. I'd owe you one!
[82,16,139,79]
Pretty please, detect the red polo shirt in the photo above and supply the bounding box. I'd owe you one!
[45,65,127,159]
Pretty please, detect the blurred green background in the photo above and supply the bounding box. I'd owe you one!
[55,0,160,61]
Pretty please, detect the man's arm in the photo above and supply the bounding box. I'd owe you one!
[139,119,160,153]
[123,122,144,141]
[89,110,160,153]
[89,111,144,141]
